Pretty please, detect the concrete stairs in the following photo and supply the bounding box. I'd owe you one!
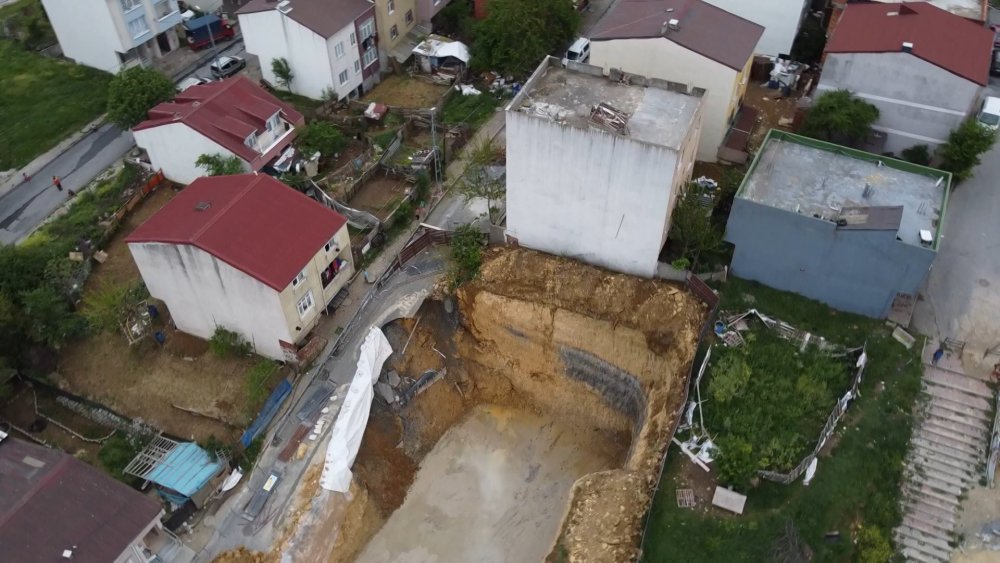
[894,344,995,562]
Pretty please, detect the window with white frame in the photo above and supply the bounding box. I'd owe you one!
[291,268,307,288]
[324,235,339,253]
[335,42,345,59]
[127,17,149,38]
[387,0,395,13]
[296,291,314,318]
[362,47,377,68]
[354,60,361,73]
[245,131,258,150]
[359,18,374,39]
[338,69,348,85]
[405,9,413,25]
[390,25,398,39]
[266,112,281,131]
[120,0,141,11]
[350,32,356,45]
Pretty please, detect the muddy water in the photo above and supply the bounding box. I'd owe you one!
[355,405,624,563]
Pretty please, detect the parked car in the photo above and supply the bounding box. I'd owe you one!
[977,96,1000,131]
[210,56,246,79]
[564,37,590,64]
[176,76,210,92]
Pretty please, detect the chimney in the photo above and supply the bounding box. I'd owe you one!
[668,18,680,31]
[901,41,913,53]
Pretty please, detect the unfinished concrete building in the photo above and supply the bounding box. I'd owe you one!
[504,57,705,278]
[725,130,951,319]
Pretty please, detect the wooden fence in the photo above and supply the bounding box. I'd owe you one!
[110,170,165,226]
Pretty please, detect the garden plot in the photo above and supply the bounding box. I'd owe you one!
[347,174,414,221]
[361,74,449,109]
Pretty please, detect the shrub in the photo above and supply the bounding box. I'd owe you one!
[670,258,690,271]
[714,435,757,490]
[246,360,278,410]
[856,526,892,563]
[800,90,879,147]
[449,224,484,289]
[940,118,997,182]
[270,57,294,90]
[901,144,932,166]
[297,121,347,157]
[195,153,245,176]
[210,327,252,357]
[107,66,176,129]
[98,433,149,481]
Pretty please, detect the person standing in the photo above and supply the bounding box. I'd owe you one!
[932,346,944,365]
[52,175,63,191]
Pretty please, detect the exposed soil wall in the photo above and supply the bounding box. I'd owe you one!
[345,248,706,562]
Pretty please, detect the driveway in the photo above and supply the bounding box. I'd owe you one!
[911,82,1000,354]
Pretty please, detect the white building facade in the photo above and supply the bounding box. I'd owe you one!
[238,0,380,100]
[41,0,183,73]
[505,59,703,278]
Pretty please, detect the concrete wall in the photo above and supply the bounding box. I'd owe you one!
[701,0,808,56]
[589,37,740,162]
[133,122,249,184]
[129,242,295,360]
[505,110,683,278]
[817,52,983,154]
[725,198,936,317]
[374,0,418,65]
[240,10,362,100]
[42,0,126,72]
[414,0,448,25]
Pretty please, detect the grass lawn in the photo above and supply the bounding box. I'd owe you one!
[641,277,923,562]
[440,89,507,128]
[0,39,112,170]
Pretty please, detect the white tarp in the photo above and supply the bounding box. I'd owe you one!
[412,35,471,63]
[320,327,393,492]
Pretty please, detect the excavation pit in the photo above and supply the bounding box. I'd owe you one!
[336,248,708,562]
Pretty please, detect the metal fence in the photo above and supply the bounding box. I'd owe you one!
[987,393,1000,487]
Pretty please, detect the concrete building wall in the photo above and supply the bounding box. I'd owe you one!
[240,10,350,100]
[374,0,418,66]
[128,242,294,360]
[725,198,936,317]
[817,52,983,154]
[589,37,740,162]
[133,122,249,185]
[42,0,125,72]
[415,0,448,25]
[701,0,808,56]
[323,24,365,99]
[505,110,683,278]
[275,225,352,341]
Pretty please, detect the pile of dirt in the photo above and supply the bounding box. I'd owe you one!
[211,548,276,563]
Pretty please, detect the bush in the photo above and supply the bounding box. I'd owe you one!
[210,327,252,357]
[240,436,265,471]
[98,433,149,481]
[471,0,580,78]
[856,526,892,563]
[107,66,176,129]
[440,91,504,126]
[940,118,997,182]
[901,144,932,166]
[714,435,757,490]
[800,90,879,147]
[449,224,484,289]
[297,121,347,158]
[19,286,87,349]
[670,258,690,271]
[195,153,244,176]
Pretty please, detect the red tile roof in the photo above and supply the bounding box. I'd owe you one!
[590,0,763,71]
[238,0,373,39]
[126,174,347,291]
[133,75,305,168]
[0,438,162,563]
[825,2,993,85]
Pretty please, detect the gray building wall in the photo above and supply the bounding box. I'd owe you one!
[725,198,936,317]
[817,52,983,154]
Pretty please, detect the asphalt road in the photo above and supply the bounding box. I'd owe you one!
[0,39,247,246]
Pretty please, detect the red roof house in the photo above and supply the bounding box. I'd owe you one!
[0,436,169,563]
[816,1,993,154]
[126,174,354,361]
[132,76,306,185]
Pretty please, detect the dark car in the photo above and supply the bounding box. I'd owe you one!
[210,56,246,79]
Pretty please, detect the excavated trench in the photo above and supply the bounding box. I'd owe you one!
[334,248,707,563]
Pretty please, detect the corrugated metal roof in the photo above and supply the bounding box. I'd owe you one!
[145,442,223,498]
[238,0,372,39]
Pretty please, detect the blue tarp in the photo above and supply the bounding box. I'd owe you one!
[241,378,293,448]
[146,442,223,499]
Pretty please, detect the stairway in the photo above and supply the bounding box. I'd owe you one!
[895,343,996,562]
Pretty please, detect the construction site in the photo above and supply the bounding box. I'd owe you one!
[236,247,709,562]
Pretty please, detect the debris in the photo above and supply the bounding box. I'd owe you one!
[672,437,710,472]
[387,370,401,387]
[711,486,747,515]
[676,488,696,508]
[777,116,794,127]
[891,326,916,349]
[376,382,396,404]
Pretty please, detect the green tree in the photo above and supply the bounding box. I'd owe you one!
[436,0,475,38]
[900,144,932,166]
[195,153,245,176]
[471,0,580,78]
[856,526,893,563]
[449,224,484,289]
[669,183,723,271]
[800,90,879,147]
[457,138,505,224]
[271,57,294,91]
[939,119,997,182]
[714,435,757,491]
[107,66,176,129]
[297,122,347,157]
[19,286,86,350]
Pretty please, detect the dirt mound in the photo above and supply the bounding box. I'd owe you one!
[211,548,276,563]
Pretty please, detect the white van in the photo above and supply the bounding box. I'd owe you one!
[977,96,1000,130]
[565,37,590,64]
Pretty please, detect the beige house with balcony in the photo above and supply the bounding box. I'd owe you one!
[41,0,183,73]
[132,76,305,185]
[127,174,354,362]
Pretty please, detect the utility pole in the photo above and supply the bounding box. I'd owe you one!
[429,107,442,187]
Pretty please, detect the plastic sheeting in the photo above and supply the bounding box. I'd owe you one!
[320,326,393,492]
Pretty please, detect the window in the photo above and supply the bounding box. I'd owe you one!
[324,236,340,253]
[359,18,374,39]
[354,60,361,73]
[387,0,395,13]
[338,69,349,85]
[120,0,141,11]
[350,32,356,45]
[245,132,258,150]
[334,42,345,59]
[291,269,307,288]
[362,47,377,68]
[296,291,314,318]
[405,9,413,25]
[127,17,149,38]
[390,25,398,40]
[266,112,281,131]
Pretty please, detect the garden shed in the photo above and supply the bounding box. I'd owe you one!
[124,436,226,507]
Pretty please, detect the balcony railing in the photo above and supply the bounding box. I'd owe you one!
[253,118,294,155]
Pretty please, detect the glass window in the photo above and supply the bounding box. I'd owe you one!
[354,60,360,73]
[296,291,314,317]
[245,132,257,149]
[334,42,345,59]
[120,0,141,11]
[127,17,149,38]
[338,69,348,85]
[387,0,394,13]
[390,25,398,40]
[325,236,339,253]
[291,269,306,288]
[350,32,356,45]
[362,47,377,68]
[266,112,281,131]
[405,9,413,24]
[359,18,374,39]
